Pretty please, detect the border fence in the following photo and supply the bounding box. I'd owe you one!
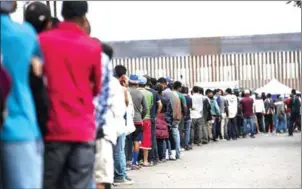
[111,50,301,91]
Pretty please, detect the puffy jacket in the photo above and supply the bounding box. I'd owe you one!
[225,94,238,118]
[156,113,169,139]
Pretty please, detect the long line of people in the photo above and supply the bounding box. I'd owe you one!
[0,1,301,189]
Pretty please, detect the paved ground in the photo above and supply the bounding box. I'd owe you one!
[124,133,301,188]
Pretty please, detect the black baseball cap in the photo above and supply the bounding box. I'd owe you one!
[24,2,51,33]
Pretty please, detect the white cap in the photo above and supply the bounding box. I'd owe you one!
[244,89,250,94]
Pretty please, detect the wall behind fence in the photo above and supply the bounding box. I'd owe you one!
[111,50,301,91]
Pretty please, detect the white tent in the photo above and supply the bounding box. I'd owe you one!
[255,78,299,95]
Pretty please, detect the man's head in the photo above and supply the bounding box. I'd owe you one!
[154,84,163,95]
[138,76,147,88]
[150,78,157,87]
[172,81,182,92]
[267,93,272,98]
[158,77,167,88]
[181,86,188,94]
[225,88,232,95]
[0,1,17,14]
[114,65,127,81]
[61,1,89,31]
[24,2,52,34]
[291,89,296,95]
[192,86,199,94]
[129,74,139,87]
[244,89,250,97]
[143,75,152,87]
[206,89,213,98]
[216,89,222,96]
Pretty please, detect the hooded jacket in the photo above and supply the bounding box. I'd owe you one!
[225,94,238,118]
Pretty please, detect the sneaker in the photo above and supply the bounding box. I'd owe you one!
[180,148,185,152]
[113,178,134,186]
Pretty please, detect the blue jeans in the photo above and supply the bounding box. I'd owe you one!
[89,179,96,189]
[113,133,126,180]
[243,116,255,136]
[1,140,43,189]
[184,119,192,146]
[172,121,181,158]
[275,115,286,132]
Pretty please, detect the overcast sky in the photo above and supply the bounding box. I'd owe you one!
[11,1,301,41]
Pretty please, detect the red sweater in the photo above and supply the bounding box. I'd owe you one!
[39,22,101,142]
[241,96,254,118]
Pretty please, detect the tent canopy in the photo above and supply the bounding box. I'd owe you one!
[255,78,300,95]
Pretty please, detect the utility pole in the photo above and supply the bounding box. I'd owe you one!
[53,1,57,17]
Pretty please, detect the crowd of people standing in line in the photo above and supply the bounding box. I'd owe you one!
[0,1,301,189]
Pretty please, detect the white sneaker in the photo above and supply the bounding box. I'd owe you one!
[169,150,176,160]
[165,150,169,160]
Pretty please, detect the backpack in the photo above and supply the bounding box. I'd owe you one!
[291,96,301,114]
[237,97,243,115]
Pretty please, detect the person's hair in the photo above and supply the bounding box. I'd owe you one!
[154,84,163,95]
[234,91,239,97]
[102,43,114,60]
[128,82,138,87]
[181,87,188,94]
[199,87,204,95]
[192,86,199,93]
[226,88,232,94]
[114,65,127,78]
[157,77,167,84]
[206,89,213,95]
[143,75,152,87]
[138,84,145,88]
[267,93,272,98]
[151,78,157,87]
[172,81,182,90]
[61,1,88,20]
[292,89,296,95]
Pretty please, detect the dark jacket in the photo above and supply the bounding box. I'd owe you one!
[29,66,49,136]
[203,98,212,121]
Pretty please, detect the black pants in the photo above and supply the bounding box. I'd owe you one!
[157,139,165,160]
[43,141,95,189]
[256,113,264,133]
[168,128,176,150]
[289,112,301,135]
[236,116,243,137]
[149,118,159,162]
[265,114,273,133]
[178,118,185,148]
[227,118,237,139]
